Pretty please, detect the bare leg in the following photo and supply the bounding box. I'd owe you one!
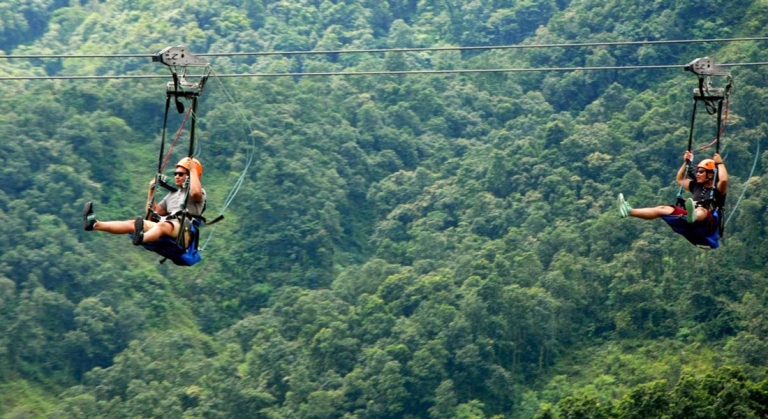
[141,221,175,243]
[629,206,675,220]
[94,218,169,242]
[94,220,136,234]
[693,207,708,223]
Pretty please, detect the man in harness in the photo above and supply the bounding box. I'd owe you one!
[83,157,206,246]
[618,150,727,226]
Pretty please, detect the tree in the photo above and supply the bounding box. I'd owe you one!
[556,394,611,419]
[615,380,670,419]
[8,285,74,378]
[428,380,457,419]
[64,297,120,378]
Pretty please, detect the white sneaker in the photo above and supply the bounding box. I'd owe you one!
[618,193,630,218]
[685,198,696,223]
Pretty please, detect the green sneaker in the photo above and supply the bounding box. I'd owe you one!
[685,198,696,223]
[618,193,631,218]
[83,202,97,231]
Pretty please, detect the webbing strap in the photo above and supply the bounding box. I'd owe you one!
[147,96,173,219]
[159,95,171,172]
[687,100,698,153]
[188,95,198,158]
[676,100,699,204]
[172,177,193,248]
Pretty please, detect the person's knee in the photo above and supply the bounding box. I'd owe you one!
[158,223,174,236]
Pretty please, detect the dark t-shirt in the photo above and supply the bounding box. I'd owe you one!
[689,180,725,209]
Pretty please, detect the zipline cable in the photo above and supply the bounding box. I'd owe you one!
[199,36,768,57]
[2,36,768,59]
[1,61,768,81]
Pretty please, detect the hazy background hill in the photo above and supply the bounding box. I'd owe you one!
[1,0,768,418]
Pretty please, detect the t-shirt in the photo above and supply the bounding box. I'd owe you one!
[159,187,207,216]
[689,180,725,209]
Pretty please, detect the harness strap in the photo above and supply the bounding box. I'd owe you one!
[207,214,224,225]
[164,210,207,224]
[188,95,199,158]
[676,100,698,205]
[147,96,173,218]
[709,99,723,204]
[159,95,171,172]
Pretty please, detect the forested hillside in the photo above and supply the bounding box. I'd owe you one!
[2,0,768,418]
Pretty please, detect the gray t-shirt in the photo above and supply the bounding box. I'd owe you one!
[159,187,207,216]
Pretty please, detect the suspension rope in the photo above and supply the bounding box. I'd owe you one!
[2,36,768,59]
[161,102,193,171]
[198,71,257,251]
[725,138,761,229]
[696,98,730,152]
[696,105,730,151]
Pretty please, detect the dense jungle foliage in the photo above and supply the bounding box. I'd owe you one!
[2,0,768,417]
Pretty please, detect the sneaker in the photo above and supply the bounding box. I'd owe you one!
[133,217,144,245]
[83,201,96,231]
[685,198,696,224]
[618,193,631,218]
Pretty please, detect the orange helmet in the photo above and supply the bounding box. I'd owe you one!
[697,159,715,171]
[176,157,203,177]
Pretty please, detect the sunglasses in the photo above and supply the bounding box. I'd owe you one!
[696,169,708,174]
[174,171,188,177]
